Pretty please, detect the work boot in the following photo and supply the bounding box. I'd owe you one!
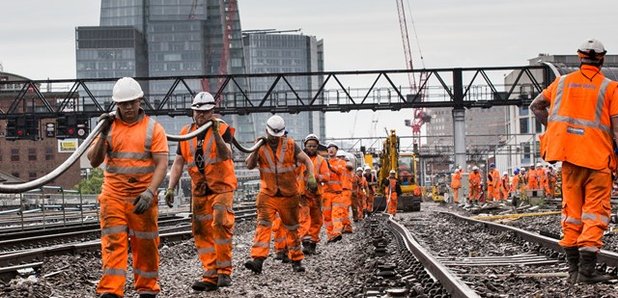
[577,250,612,284]
[244,258,264,274]
[100,294,121,298]
[217,274,232,287]
[327,234,342,243]
[275,251,291,263]
[139,294,157,298]
[302,240,312,255]
[309,242,317,255]
[563,247,579,284]
[292,260,306,272]
[192,280,218,291]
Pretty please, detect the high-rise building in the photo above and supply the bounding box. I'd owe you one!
[242,32,326,141]
[75,0,249,155]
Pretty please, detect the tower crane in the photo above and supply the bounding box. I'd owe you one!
[395,0,428,148]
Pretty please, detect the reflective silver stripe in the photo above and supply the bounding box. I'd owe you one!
[101,225,128,236]
[332,202,347,207]
[106,165,156,174]
[138,291,159,295]
[322,207,331,211]
[260,138,293,175]
[284,223,299,230]
[213,205,226,211]
[333,218,343,222]
[259,165,295,174]
[195,214,213,221]
[274,237,286,243]
[582,212,609,225]
[214,238,232,245]
[203,269,218,276]
[198,247,215,254]
[134,268,158,279]
[549,76,612,135]
[129,229,159,240]
[202,131,224,166]
[253,241,269,248]
[108,152,152,159]
[144,117,155,152]
[579,246,600,253]
[327,181,342,185]
[216,260,232,267]
[258,220,272,227]
[289,245,301,251]
[103,268,126,276]
[301,236,312,241]
[562,215,582,225]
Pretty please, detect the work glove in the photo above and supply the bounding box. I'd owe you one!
[307,175,318,192]
[97,112,115,136]
[164,187,175,208]
[211,119,220,133]
[133,189,155,214]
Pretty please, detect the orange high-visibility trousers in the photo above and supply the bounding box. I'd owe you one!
[250,192,303,261]
[338,189,353,233]
[322,191,341,241]
[272,214,287,254]
[387,192,398,215]
[559,162,612,252]
[97,194,160,297]
[351,192,364,221]
[298,194,323,243]
[192,192,235,284]
[452,187,460,203]
[365,192,375,213]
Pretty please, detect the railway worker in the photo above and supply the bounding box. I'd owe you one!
[164,91,237,291]
[468,166,482,204]
[530,38,618,284]
[487,163,501,201]
[450,168,462,204]
[352,167,368,221]
[364,167,378,214]
[298,134,330,255]
[500,171,510,201]
[526,164,539,190]
[338,152,355,233]
[545,166,558,199]
[322,143,346,243]
[382,169,402,215]
[536,163,548,194]
[244,115,317,274]
[88,77,169,298]
[510,168,522,199]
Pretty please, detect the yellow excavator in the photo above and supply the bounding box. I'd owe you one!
[374,129,422,212]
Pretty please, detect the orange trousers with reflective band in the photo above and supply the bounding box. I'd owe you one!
[332,191,351,234]
[298,194,323,243]
[340,189,353,232]
[452,188,460,203]
[387,192,398,215]
[192,192,235,285]
[322,191,341,241]
[97,194,160,297]
[559,162,612,251]
[351,192,365,221]
[365,192,375,212]
[272,214,287,253]
[250,192,303,261]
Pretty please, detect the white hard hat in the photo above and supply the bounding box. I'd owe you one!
[336,150,346,157]
[112,77,144,103]
[536,162,542,167]
[502,171,508,176]
[303,133,319,145]
[326,142,339,150]
[356,167,363,172]
[389,169,396,174]
[364,166,371,171]
[472,166,479,171]
[265,115,286,137]
[191,92,216,111]
[578,39,607,56]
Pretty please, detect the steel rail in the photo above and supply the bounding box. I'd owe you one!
[384,214,480,298]
[442,211,618,268]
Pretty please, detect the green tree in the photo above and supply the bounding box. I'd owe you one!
[75,168,104,194]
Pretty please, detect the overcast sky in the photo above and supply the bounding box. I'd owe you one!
[1,0,617,143]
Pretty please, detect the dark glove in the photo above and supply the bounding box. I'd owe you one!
[164,187,175,208]
[307,175,318,192]
[133,189,155,214]
[98,113,115,136]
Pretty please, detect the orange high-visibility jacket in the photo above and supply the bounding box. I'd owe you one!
[526,170,539,188]
[511,174,520,192]
[324,158,346,192]
[489,169,501,189]
[299,154,330,196]
[102,113,168,198]
[451,172,461,189]
[353,174,368,194]
[469,171,481,187]
[257,137,299,196]
[540,65,618,170]
[342,168,354,190]
[179,123,237,193]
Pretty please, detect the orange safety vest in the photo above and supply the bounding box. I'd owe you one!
[342,168,354,190]
[489,169,501,188]
[469,172,481,187]
[501,176,510,191]
[179,122,237,194]
[324,158,346,192]
[257,137,298,197]
[102,113,168,197]
[384,177,398,194]
[540,65,618,170]
[451,172,461,189]
[353,175,367,194]
[302,154,329,195]
[511,174,520,192]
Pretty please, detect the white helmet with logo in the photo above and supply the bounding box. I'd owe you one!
[303,133,319,145]
[112,77,144,103]
[191,92,216,111]
[578,39,607,64]
[265,115,286,137]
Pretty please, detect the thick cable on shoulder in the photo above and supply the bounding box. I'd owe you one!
[232,138,265,153]
[166,120,213,142]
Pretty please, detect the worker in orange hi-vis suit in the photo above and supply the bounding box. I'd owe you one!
[487,163,501,201]
[530,38,618,284]
[500,171,511,201]
[536,163,548,193]
[545,166,558,199]
[337,153,355,234]
[363,167,377,214]
[244,115,316,274]
[88,77,169,298]
[352,167,368,221]
[382,170,402,215]
[164,92,237,292]
[322,143,346,243]
[468,166,482,204]
[450,168,462,204]
[510,168,522,198]
[526,164,539,190]
[297,134,329,255]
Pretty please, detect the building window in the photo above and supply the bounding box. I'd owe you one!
[11,149,19,161]
[29,172,37,179]
[28,148,37,161]
[519,106,529,116]
[45,147,54,161]
[519,118,529,134]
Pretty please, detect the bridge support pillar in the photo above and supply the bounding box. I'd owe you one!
[452,108,466,171]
